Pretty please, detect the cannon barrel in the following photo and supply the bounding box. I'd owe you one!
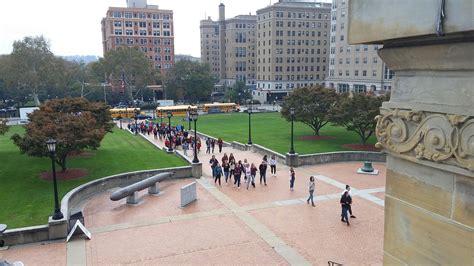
[110,172,175,201]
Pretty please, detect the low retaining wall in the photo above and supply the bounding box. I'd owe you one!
[231,141,249,151]
[2,166,194,247]
[250,144,287,165]
[298,151,386,166]
[192,130,232,147]
[61,166,193,219]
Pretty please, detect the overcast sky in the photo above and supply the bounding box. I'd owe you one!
[0,0,330,58]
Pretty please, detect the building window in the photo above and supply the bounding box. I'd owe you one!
[355,70,359,76]
[114,21,122,27]
[139,21,146,28]
[124,12,132,18]
[112,11,122,18]
[139,30,147,36]
[340,35,344,41]
[373,57,378,63]
[363,57,367,64]
[373,70,377,77]
[362,70,367,76]
[354,84,367,93]
[345,70,349,76]
[114,29,122,35]
[337,83,349,93]
[125,21,133,27]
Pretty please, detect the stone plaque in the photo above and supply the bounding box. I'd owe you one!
[180,182,197,207]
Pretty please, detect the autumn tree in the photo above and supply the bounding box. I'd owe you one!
[329,93,389,144]
[281,86,339,136]
[11,97,113,172]
[164,60,215,102]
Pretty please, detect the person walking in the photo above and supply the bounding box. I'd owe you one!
[221,153,228,165]
[247,163,257,189]
[209,155,218,178]
[223,160,230,185]
[342,185,356,218]
[182,140,189,156]
[211,139,216,153]
[217,138,223,153]
[206,138,211,154]
[269,155,277,177]
[213,162,223,186]
[243,159,250,182]
[307,176,316,207]
[289,167,295,191]
[234,161,242,189]
[340,190,352,226]
[259,160,268,185]
[229,159,235,181]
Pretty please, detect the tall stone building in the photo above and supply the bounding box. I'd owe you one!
[101,0,175,74]
[253,0,332,103]
[325,0,393,94]
[200,4,257,87]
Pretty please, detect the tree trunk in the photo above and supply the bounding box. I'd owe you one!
[56,156,67,172]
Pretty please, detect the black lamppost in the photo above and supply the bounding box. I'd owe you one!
[134,108,139,135]
[289,107,296,154]
[247,103,253,145]
[167,111,173,152]
[187,106,192,130]
[191,111,199,163]
[46,139,64,220]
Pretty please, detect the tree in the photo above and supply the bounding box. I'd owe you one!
[8,36,57,106]
[330,93,389,144]
[225,81,252,104]
[0,119,8,135]
[90,47,160,104]
[164,60,215,102]
[11,97,113,172]
[281,86,339,136]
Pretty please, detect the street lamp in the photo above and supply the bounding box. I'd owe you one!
[134,108,139,135]
[187,106,192,130]
[167,111,173,152]
[190,111,199,163]
[289,107,296,154]
[46,139,64,220]
[247,103,253,145]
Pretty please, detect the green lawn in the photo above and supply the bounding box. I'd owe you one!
[191,112,376,155]
[0,126,187,228]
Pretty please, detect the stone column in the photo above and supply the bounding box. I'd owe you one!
[348,1,473,264]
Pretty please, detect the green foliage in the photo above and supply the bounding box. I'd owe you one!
[0,36,88,106]
[281,86,339,136]
[164,60,215,102]
[330,93,389,144]
[11,98,113,171]
[225,81,252,104]
[0,126,187,228]
[0,119,8,135]
[90,47,160,103]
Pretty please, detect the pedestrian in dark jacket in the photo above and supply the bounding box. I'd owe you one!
[340,191,352,226]
[259,160,268,185]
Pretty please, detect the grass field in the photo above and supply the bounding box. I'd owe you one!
[0,126,187,228]
[191,112,376,155]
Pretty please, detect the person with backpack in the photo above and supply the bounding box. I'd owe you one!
[209,155,218,178]
[259,160,268,186]
[229,159,236,181]
[211,138,216,153]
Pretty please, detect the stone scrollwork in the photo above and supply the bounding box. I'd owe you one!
[375,108,474,171]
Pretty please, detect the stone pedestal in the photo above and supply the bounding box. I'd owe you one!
[349,1,473,264]
[148,182,160,195]
[48,216,68,240]
[126,191,140,205]
[285,153,299,167]
[192,162,202,178]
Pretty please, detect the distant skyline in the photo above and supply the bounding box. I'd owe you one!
[0,0,331,58]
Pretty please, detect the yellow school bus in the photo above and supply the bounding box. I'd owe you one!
[203,103,240,113]
[156,105,198,117]
[110,108,141,119]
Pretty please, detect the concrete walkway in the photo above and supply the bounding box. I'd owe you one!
[0,125,386,265]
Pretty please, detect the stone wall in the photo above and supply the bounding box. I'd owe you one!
[299,151,386,166]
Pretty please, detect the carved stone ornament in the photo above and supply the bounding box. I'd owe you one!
[375,108,474,172]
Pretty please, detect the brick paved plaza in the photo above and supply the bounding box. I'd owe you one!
[0,129,386,265]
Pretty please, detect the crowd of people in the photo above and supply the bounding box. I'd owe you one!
[209,153,278,189]
[126,120,357,226]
